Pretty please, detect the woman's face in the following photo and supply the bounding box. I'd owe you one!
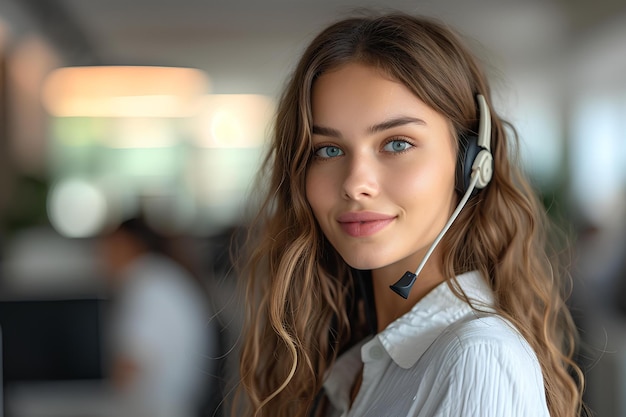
[306,63,457,279]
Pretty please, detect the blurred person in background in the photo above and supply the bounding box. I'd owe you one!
[99,216,220,417]
[236,12,586,417]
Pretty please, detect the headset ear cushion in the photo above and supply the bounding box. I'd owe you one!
[456,133,481,195]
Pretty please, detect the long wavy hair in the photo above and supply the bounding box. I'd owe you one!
[236,12,584,417]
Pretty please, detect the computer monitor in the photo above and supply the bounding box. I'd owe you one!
[0,298,107,385]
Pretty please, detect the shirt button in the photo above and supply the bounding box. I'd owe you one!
[369,345,384,360]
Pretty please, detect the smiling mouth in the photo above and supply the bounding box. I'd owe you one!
[338,218,395,238]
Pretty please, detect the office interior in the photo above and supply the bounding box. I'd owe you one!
[0,0,626,416]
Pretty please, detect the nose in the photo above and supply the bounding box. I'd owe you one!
[342,153,379,200]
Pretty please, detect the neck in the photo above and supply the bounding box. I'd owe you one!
[371,250,446,332]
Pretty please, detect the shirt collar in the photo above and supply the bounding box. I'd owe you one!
[378,270,494,369]
[322,271,494,410]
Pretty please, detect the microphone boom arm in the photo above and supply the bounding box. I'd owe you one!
[389,172,480,299]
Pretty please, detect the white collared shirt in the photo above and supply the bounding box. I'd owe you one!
[322,271,550,417]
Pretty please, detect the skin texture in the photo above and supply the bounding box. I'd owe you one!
[306,63,458,329]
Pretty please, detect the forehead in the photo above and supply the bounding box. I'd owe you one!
[311,63,449,134]
[314,64,403,112]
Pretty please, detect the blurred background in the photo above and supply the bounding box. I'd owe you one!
[0,0,625,416]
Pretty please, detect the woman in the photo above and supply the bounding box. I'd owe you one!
[236,12,585,417]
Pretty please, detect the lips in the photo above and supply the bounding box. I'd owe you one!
[337,211,396,238]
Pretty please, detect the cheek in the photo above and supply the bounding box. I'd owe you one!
[305,170,325,217]
[305,168,338,226]
[389,159,456,207]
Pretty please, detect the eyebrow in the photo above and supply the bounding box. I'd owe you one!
[312,116,426,138]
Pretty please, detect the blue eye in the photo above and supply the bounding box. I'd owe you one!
[315,145,344,158]
[383,140,413,153]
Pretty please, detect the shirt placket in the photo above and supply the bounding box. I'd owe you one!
[346,337,390,416]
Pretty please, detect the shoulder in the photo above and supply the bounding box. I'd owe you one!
[445,314,531,348]
[434,314,541,375]
[417,314,549,416]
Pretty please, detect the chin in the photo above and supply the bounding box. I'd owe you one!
[340,253,389,271]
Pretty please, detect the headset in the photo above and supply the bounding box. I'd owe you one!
[390,94,493,299]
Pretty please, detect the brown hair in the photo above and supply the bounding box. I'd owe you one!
[236,12,584,417]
